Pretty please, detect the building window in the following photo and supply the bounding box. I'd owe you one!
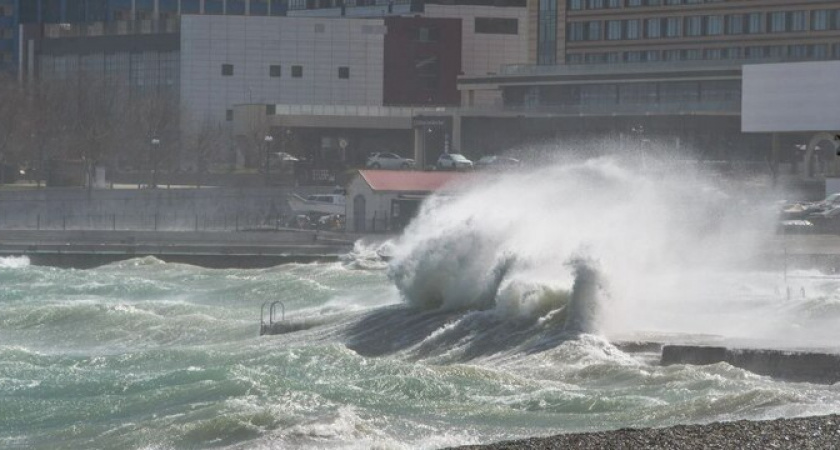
[625,51,643,63]
[746,13,764,34]
[181,0,200,13]
[584,53,606,63]
[250,0,269,15]
[664,49,681,61]
[646,18,661,38]
[266,104,276,115]
[269,65,281,77]
[724,47,741,59]
[705,48,723,60]
[569,0,583,10]
[587,0,604,9]
[566,53,584,64]
[685,16,703,37]
[746,46,765,59]
[587,21,602,40]
[417,26,440,42]
[627,0,642,6]
[790,11,807,32]
[415,56,440,89]
[646,0,662,5]
[205,0,224,14]
[726,15,744,35]
[291,65,303,78]
[607,0,621,8]
[607,52,622,63]
[338,66,350,79]
[538,0,558,65]
[475,18,519,35]
[568,22,585,41]
[706,16,723,35]
[767,45,787,58]
[227,0,246,14]
[606,20,622,40]
[665,17,682,37]
[625,20,641,39]
[226,109,233,121]
[666,0,681,5]
[812,10,830,31]
[222,64,234,76]
[813,44,829,59]
[790,44,809,58]
[685,49,702,60]
[769,11,787,33]
[646,50,661,62]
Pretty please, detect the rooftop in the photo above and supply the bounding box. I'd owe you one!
[359,170,470,192]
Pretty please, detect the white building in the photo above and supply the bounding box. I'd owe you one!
[180,15,387,129]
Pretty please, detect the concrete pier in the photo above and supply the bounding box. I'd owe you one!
[662,345,840,384]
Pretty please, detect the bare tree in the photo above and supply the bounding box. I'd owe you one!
[0,74,26,184]
[64,75,123,191]
[126,90,180,187]
[187,116,225,188]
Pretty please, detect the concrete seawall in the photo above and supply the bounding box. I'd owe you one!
[661,345,840,384]
[0,230,354,268]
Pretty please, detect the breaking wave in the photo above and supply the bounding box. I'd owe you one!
[386,158,774,337]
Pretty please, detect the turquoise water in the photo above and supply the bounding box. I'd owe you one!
[2,254,840,450]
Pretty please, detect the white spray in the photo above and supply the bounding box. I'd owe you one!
[387,156,777,337]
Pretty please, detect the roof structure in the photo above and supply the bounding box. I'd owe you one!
[358,170,469,192]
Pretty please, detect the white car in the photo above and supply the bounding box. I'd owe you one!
[366,152,415,170]
[436,153,473,170]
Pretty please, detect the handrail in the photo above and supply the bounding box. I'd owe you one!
[270,300,285,324]
[260,300,286,335]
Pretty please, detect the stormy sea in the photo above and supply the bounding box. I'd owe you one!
[3,159,840,449]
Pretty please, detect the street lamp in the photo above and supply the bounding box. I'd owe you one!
[264,135,274,185]
[150,137,161,188]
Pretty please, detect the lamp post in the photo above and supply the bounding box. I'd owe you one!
[264,135,274,185]
[150,137,160,189]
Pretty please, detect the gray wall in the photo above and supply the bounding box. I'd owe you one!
[0,187,326,230]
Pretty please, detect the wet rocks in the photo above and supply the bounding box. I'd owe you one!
[453,415,840,450]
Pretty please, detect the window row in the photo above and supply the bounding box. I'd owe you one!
[570,0,767,11]
[565,43,840,64]
[568,10,840,41]
[506,80,741,109]
[221,63,350,79]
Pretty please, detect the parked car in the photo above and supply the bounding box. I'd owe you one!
[366,152,415,170]
[436,153,473,170]
[476,156,521,170]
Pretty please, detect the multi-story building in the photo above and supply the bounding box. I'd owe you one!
[0,0,16,72]
[533,0,840,66]
[456,0,840,166]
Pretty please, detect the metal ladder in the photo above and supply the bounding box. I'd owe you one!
[259,300,285,335]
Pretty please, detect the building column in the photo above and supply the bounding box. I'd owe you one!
[413,127,426,170]
[770,132,780,185]
[451,114,462,154]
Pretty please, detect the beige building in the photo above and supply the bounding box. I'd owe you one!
[529,0,840,66]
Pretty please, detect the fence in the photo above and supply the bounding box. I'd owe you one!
[0,212,299,232]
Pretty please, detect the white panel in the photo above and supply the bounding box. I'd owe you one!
[742,61,840,133]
